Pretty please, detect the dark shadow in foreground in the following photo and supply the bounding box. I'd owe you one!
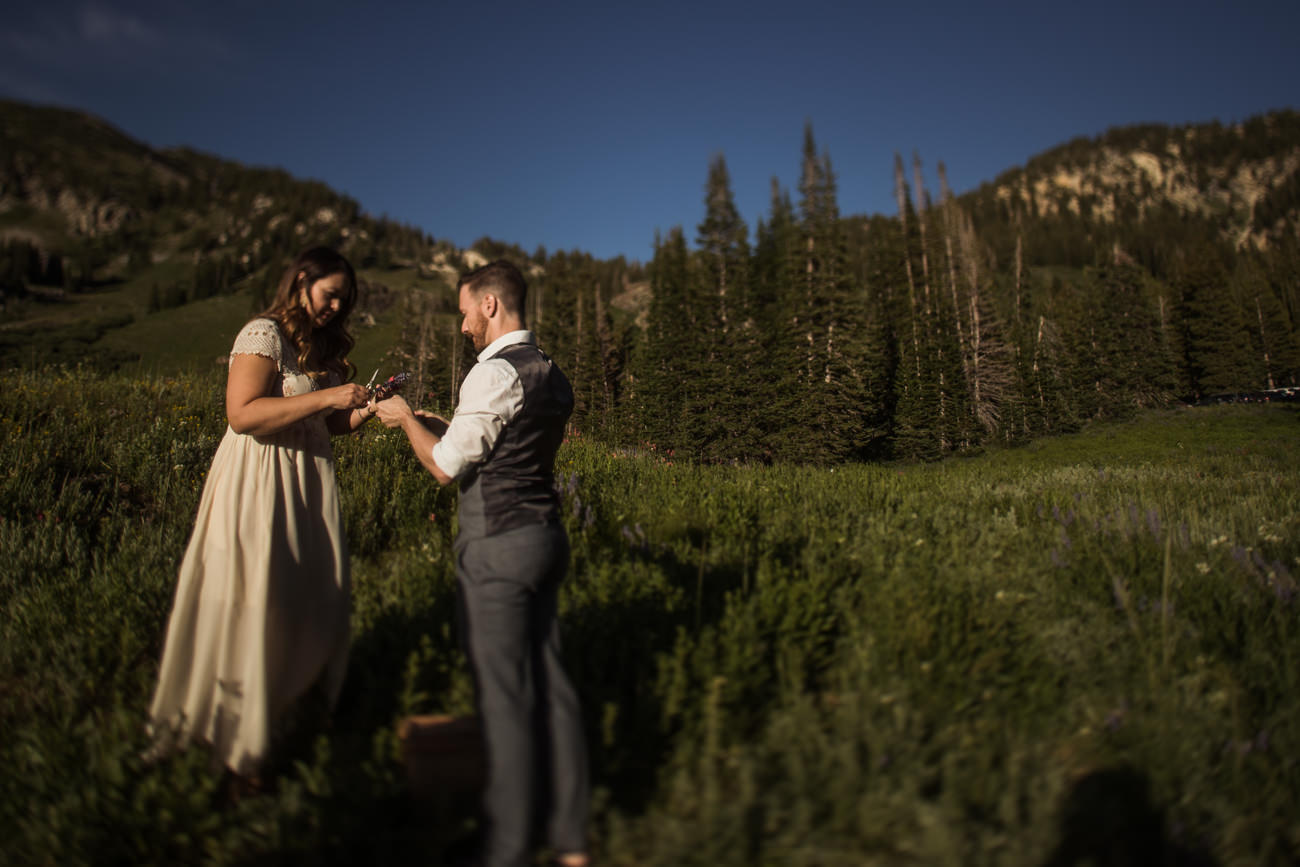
[1042,766,1219,867]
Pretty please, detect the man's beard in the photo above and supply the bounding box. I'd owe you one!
[466,322,488,352]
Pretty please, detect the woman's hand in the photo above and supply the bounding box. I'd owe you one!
[322,383,371,411]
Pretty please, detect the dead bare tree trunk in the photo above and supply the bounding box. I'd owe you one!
[1255,294,1276,390]
[594,282,615,413]
[415,304,430,402]
[1033,315,1046,412]
[895,154,922,380]
[574,283,585,401]
[913,153,946,447]
[938,163,973,393]
[912,152,933,318]
[450,317,462,410]
[534,277,544,331]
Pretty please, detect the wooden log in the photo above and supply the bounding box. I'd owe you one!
[397,714,485,802]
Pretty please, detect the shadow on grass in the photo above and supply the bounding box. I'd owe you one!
[253,520,754,862]
[1043,766,1219,867]
[563,527,755,816]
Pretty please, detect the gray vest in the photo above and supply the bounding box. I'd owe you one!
[456,342,574,542]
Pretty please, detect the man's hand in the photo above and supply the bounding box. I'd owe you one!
[375,394,454,485]
[374,394,415,429]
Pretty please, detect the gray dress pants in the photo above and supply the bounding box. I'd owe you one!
[456,521,589,867]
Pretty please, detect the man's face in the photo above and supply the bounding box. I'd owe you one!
[459,286,489,352]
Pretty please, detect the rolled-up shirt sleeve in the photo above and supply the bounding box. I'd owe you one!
[431,358,524,480]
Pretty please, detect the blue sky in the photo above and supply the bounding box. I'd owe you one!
[2,1,1298,262]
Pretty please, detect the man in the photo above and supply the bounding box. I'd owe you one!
[374,260,589,867]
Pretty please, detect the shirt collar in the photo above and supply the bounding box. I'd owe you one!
[477,329,535,362]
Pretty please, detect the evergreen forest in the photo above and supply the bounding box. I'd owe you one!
[4,100,1300,464]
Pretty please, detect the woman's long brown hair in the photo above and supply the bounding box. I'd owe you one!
[260,247,358,383]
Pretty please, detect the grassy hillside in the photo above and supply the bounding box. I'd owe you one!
[2,98,458,373]
[1,364,1296,864]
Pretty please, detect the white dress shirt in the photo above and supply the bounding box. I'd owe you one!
[431,330,534,480]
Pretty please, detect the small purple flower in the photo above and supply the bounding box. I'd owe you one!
[1146,508,1162,540]
[1051,548,1069,569]
[1104,707,1125,732]
[1273,580,1296,605]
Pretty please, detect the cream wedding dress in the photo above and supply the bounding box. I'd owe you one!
[148,318,351,776]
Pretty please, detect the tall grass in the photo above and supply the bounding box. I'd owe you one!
[1,367,1296,865]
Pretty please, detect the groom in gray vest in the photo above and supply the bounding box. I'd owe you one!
[374,260,589,867]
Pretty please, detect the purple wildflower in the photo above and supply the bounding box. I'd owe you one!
[1146,508,1162,540]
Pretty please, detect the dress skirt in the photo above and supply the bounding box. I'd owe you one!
[148,414,350,776]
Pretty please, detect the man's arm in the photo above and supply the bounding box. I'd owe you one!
[374,395,455,485]
[375,359,521,487]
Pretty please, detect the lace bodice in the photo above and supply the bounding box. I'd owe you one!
[230,318,321,398]
[228,319,332,446]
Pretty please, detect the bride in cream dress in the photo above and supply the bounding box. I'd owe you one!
[148,247,378,778]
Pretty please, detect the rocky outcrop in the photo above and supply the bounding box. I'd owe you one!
[981,116,1300,249]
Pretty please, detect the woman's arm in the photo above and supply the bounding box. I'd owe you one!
[226,354,369,436]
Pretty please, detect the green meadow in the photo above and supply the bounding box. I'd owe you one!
[1,366,1297,865]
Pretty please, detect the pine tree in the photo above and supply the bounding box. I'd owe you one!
[694,154,759,462]
[1237,255,1300,388]
[783,125,872,463]
[752,179,802,461]
[1087,263,1179,414]
[636,228,695,454]
[1175,250,1256,397]
[890,153,941,460]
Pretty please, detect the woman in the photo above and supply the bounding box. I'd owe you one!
[148,246,377,779]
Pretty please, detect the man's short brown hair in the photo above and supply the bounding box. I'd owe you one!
[458,259,527,320]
